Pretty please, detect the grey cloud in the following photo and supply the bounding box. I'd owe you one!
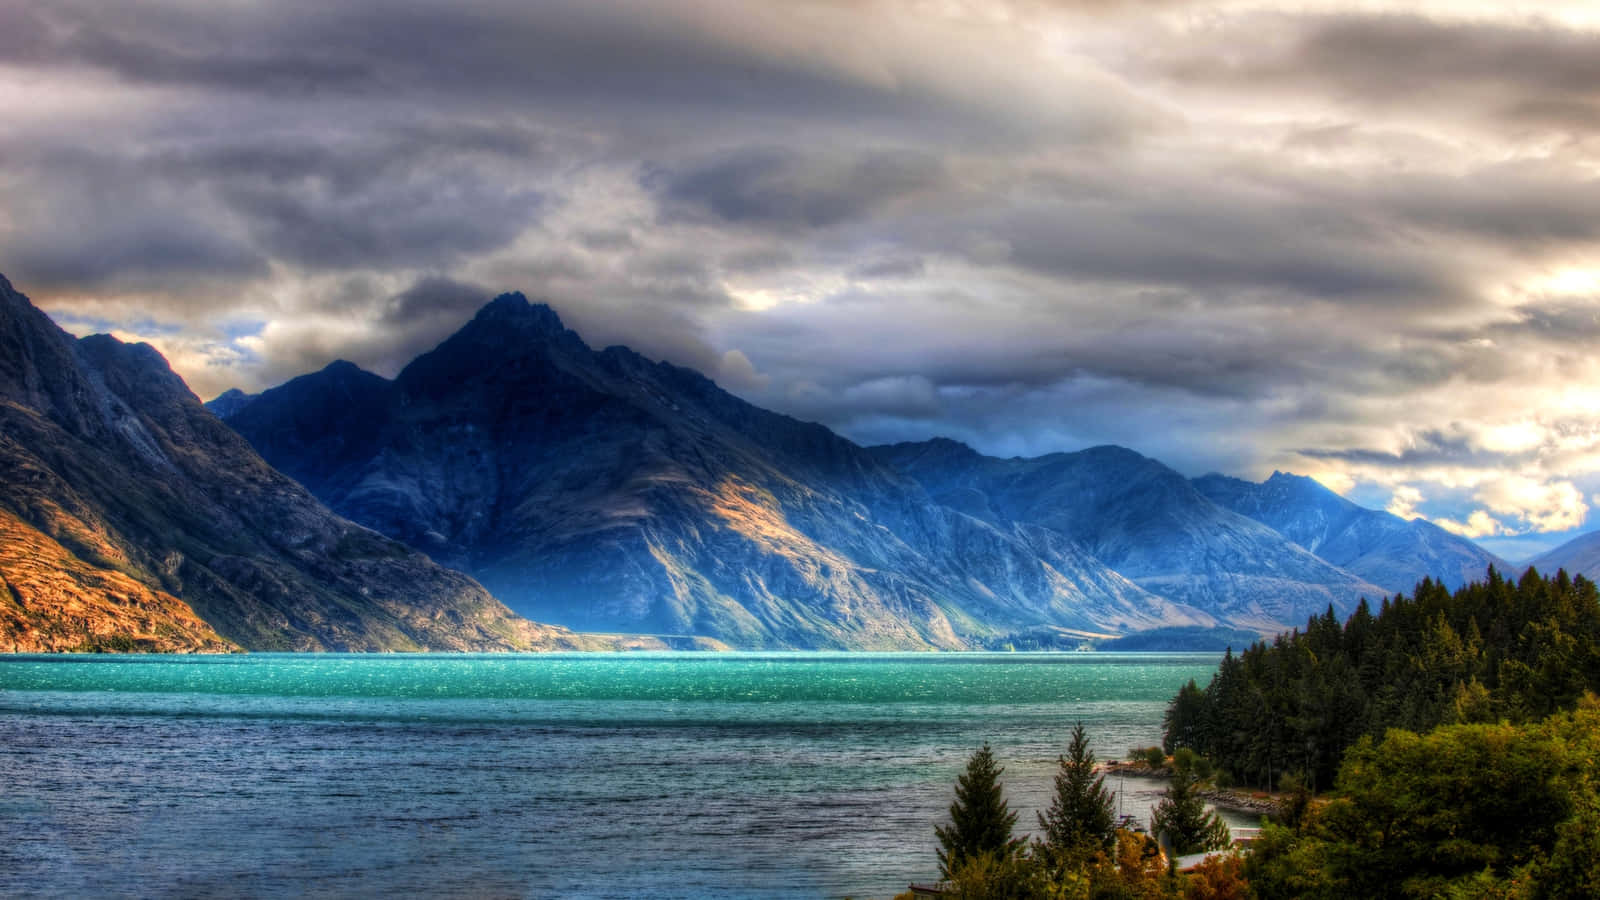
[150,122,555,193]
[654,147,945,231]
[1150,12,1600,134]
[0,146,266,292]
[726,283,1370,433]
[577,230,637,253]
[378,276,490,327]
[931,173,1471,305]
[850,254,925,280]
[840,375,942,419]
[721,247,795,274]
[1298,429,1527,470]
[0,2,370,92]
[1361,165,1600,249]
[1512,301,1600,339]
[219,177,541,271]
[1295,15,1600,105]
[233,275,530,389]
[3,129,546,286]
[3,0,1078,142]
[8,215,264,290]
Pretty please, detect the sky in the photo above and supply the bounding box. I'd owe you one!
[3,0,1600,560]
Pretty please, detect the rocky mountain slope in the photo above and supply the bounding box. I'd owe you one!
[870,439,1387,631]
[217,294,1211,648]
[0,272,627,652]
[1193,471,1511,593]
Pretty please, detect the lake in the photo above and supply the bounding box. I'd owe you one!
[0,652,1230,898]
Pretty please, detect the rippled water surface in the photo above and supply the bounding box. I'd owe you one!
[0,652,1226,898]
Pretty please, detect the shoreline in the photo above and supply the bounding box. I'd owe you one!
[1099,761,1284,819]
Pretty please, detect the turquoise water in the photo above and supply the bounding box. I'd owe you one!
[0,652,1223,898]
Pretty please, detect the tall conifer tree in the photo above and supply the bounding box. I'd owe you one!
[1151,757,1231,855]
[935,743,1023,879]
[1038,722,1116,861]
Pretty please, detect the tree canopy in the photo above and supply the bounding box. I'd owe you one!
[1163,567,1600,790]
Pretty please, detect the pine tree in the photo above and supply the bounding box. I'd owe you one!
[935,743,1023,879]
[1038,722,1116,861]
[1151,757,1231,856]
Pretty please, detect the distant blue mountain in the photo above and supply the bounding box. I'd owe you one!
[869,439,1386,631]
[1527,530,1600,581]
[1192,471,1511,593]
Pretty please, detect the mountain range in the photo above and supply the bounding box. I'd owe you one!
[204,290,1514,647]
[0,268,1540,652]
[1192,471,1512,593]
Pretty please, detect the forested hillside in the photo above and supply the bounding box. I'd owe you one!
[1164,567,1600,791]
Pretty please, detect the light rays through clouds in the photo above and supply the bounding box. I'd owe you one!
[4,0,1600,557]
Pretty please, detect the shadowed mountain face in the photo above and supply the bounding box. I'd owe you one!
[1193,471,1511,594]
[219,294,1209,648]
[870,439,1387,631]
[0,273,610,652]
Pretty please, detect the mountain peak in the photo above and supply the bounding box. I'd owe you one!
[870,436,983,469]
[1079,444,1147,461]
[1196,467,1509,593]
[474,292,568,333]
[320,359,366,375]
[205,387,258,419]
[1264,470,1327,495]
